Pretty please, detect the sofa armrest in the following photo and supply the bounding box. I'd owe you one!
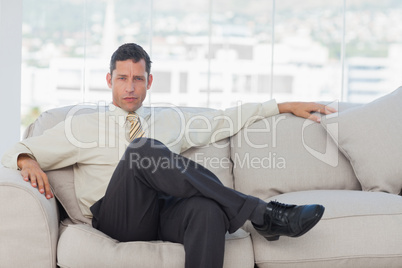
[0,166,59,268]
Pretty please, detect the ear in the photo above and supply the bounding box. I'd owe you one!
[106,73,112,88]
[147,74,153,90]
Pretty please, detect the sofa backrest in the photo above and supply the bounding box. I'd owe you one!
[230,103,362,200]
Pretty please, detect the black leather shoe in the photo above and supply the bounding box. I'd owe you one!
[252,201,325,241]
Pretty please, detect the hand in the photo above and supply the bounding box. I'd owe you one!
[17,154,54,199]
[278,102,337,123]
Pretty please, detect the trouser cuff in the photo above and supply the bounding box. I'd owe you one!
[228,195,259,233]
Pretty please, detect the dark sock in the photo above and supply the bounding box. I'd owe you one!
[249,199,267,226]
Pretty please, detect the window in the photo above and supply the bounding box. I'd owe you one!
[18,0,402,127]
[179,73,188,93]
[344,0,402,103]
[151,72,172,93]
[56,69,81,91]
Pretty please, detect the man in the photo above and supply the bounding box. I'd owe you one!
[2,43,335,268]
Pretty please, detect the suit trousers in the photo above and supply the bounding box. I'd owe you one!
[90,138,259,268]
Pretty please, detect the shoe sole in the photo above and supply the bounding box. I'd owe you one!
[266,235,280,241]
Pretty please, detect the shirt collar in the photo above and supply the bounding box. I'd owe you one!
[135,105,146,118]
[108,103,146,127]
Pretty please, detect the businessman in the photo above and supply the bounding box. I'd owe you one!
[2,43,335,268]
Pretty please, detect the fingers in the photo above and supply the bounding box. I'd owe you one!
[308,103,337,115]
[321,104,337,115]
[308,114,321,123]
[41,173,54,199]
[34,172,53,199]
[20,169,30,182]
[299,111,320,123]
[314,104,337,123]
[279,101,337,123]
[292,102,337,123]
[20,169,53,199]
[324,105,337,114]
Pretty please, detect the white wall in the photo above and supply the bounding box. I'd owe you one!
[0,0,22,157]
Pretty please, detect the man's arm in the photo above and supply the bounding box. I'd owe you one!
[17,154,54,199]
[179,99,279,151]
[278,102,337,123]
[179,100,336,152]
[2,119,82,200]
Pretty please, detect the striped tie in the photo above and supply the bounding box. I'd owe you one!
[127,112,144,141]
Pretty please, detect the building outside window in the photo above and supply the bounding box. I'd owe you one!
[20,0,402,129]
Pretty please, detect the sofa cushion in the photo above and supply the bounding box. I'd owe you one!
[321,87,402,194]
[46,167,92,225]
[245,190,402,268]
[57,220,254,268]
[26,105,234,224]
[231,104,361,200]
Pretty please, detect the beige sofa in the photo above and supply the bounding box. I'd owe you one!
[1,88,402,267]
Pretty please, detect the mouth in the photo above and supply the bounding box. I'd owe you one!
[124,97,138,102]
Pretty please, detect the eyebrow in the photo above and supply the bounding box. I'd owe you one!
[116,74,145,78]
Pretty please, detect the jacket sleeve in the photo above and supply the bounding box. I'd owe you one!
[1,120,80,171]
[180,99,279,152]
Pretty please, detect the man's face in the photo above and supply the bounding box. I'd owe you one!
[107,59,153,112]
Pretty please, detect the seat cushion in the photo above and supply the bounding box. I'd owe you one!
[57,221,254,268]
[245,190,402,268]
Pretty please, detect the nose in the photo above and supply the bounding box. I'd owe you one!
[126,81,135,93]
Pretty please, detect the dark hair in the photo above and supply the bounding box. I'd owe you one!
[109,43,152,75]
